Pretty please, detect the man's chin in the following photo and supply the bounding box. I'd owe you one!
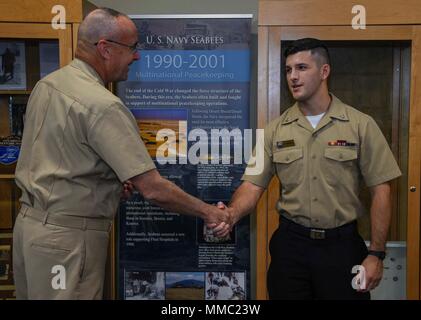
[292,92,303,101]
[115,74,129,82]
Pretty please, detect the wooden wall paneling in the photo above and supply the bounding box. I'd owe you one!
[0,98,9,140]
[256,26,269,300]
[0,22,58,39]
[0,0,92,23]
[58,27,73,67]
[0,180,12,229]
[73,23,80,57]
[398,46,411,241]
[279,26,413,41]
[408,26,421,300]
[407,135,421,299]
[25,40,40,91]
[267,26,281,266]
[256,191,268,299]
[259,0,421,27]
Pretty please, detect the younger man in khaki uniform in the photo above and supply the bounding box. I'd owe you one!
[215,38,401,299]
[13,8,231,300]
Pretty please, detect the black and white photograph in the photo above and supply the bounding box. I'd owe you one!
[8,95,28,138]
[124,270,165,300]
[197,217,236,245]
[205,272,246,300]
[0,41,26,90]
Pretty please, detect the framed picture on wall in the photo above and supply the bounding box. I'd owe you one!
[0,41,26,90]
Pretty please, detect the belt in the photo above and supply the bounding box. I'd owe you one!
[20,205,112,232]
[279,216,357,240]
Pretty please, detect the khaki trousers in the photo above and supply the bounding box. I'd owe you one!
[13,206,110,299]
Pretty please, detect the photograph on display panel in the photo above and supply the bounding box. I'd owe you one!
[205,271,246,300]
[165,272,204,300]
[124,270,165,300]
[0,41,26,90]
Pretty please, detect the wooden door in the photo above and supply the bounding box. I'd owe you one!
[257,25,421,300]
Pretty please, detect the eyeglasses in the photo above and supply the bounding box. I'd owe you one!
[94,39,141,53]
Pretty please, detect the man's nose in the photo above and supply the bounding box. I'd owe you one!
[133,50,140,61]
[290,68,298,80]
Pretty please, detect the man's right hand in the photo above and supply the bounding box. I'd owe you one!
[205,202,235,238]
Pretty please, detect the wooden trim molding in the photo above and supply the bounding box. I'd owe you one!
[0,0,93,23]
[259,0,421,26]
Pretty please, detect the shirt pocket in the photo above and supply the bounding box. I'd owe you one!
[273,147,304,188]
[323,147,358,186]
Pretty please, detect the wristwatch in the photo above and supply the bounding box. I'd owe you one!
[368,250,386,261]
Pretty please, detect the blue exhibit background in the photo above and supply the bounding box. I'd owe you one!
[117,17,251,300]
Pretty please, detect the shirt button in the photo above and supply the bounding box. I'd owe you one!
[312,154,316,159]
[312,197,318,201]
[312,176,317,180]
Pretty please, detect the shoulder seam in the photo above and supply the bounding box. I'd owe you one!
[38,79,118,117]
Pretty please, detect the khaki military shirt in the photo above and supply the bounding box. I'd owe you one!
[15,59,155,219]
[242,95,402,228]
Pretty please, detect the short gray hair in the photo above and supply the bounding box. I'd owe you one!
[77,8,129,43]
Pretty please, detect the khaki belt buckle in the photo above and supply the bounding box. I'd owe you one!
[310,229,326,239]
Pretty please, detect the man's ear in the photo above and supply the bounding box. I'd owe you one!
[96,40,112,60]
[321,64,330,80]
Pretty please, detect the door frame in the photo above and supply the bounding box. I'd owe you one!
[257,1,421,300]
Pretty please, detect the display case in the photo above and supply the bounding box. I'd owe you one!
[257,0,421,300]
[0,0,95,299]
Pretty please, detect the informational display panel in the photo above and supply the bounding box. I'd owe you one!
[117,15,252,300]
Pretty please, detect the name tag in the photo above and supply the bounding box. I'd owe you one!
[277,140,295,148]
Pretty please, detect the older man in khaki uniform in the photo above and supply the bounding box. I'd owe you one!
[215,38,401,299]
[13,8,231,300]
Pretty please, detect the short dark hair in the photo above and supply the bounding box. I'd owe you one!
[284,38,330,66]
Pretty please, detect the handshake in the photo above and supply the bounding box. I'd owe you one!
[205,201,237,239]
[120,176,261,242]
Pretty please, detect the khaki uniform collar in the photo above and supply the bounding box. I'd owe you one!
[282,94,349,126]
[70,58,105,87]
[326,94,349,121]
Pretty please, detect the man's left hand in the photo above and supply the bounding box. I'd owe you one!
[359,255,383,292]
